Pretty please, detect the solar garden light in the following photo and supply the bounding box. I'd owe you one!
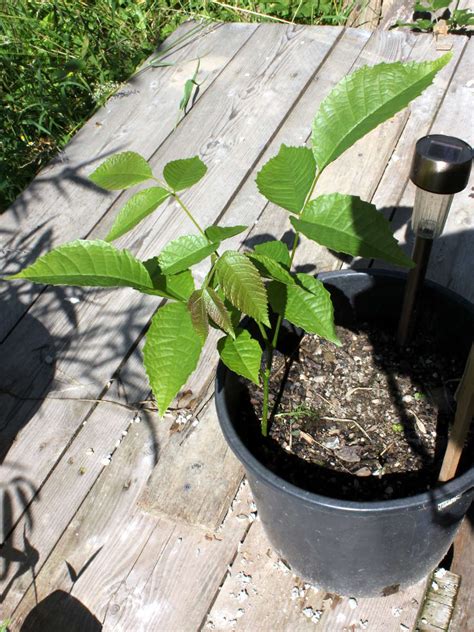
[397,134,472,346]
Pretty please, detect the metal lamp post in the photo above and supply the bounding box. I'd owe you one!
[397,134,472,346]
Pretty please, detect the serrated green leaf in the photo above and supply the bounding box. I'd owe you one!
[8,240,157,292]
[143,259,195,301]
[188,289,209,340]
[312,54,451,171]
[247,252,294,285]
[218,292,242,330]
[215,251,269,326]
[144,302,203,416]
[452,9,474,25]
[254,241,291,268]
[105,187,170,242]
[291,193,414,268]
[158,234,218,275]
[204,225,247,243]
[256,145,316,213]
[163,156,207,191]
[217,329,262,385]
[203,287,235,337]
[89,152,153,190]
[267,278,340,345]
[432,0,450,10]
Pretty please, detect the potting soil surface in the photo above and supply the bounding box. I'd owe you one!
[247,323,469,501]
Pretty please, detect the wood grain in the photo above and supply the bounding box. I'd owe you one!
[0,21,257,341]
[0,24,341,522]
[139,397,244,531]
[205,518,427,631]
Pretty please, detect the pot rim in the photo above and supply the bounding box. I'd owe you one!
[215,269,474,515]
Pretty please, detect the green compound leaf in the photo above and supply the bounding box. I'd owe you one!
[254,241,291,268]
[256,145,316,214]
[89,151,153,190]
[8,240,157,292]
[105,187,170,242]
[217,328,262,385]
[144,302,203,416]
[291,193,414,268]
[163,156,207,191]
[204,225,247,243]
[188,289,209,341]
[247,252,294,285]
[268,276,340,345]
[215,251,269,326]
[158,234,218,275]
[143,260,195,301]
[312,54,451,171]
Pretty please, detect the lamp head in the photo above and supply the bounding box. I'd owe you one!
[409,135,472,239]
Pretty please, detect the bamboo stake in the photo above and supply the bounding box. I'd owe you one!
[438,344,474,483]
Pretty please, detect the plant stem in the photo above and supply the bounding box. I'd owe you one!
[261,368,271,436]
[257,322,273,436]
[172,191,208,238]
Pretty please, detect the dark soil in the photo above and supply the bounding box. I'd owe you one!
[244,322,471,501]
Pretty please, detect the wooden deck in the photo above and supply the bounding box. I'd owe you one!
[1,20,472,632]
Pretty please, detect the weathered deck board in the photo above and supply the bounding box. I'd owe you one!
[1,20,472,632]
[0,23,342,524]
[139,397,245,530]
[2,21,344,617]
[0,21,257,340]
[205,519,426,631]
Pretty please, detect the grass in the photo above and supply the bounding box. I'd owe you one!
[0,1,352,212]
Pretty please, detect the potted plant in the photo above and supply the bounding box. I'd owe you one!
[7,52,473,596]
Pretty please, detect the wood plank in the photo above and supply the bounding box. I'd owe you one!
[139,397,244,530]
[12,462,253,632]
[1,21,342,613]
[102,483,253,632]
[1,343,163,615]
[9,410,169,626]
[347,0,383,29]
[450,509,474,632]
[0,24,342,522]
[205,518,426,631]
[379,0,414,30]
[0,21,257,340]
[414,569,461,631]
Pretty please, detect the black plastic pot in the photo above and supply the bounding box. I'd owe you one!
[215,270,474,597]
